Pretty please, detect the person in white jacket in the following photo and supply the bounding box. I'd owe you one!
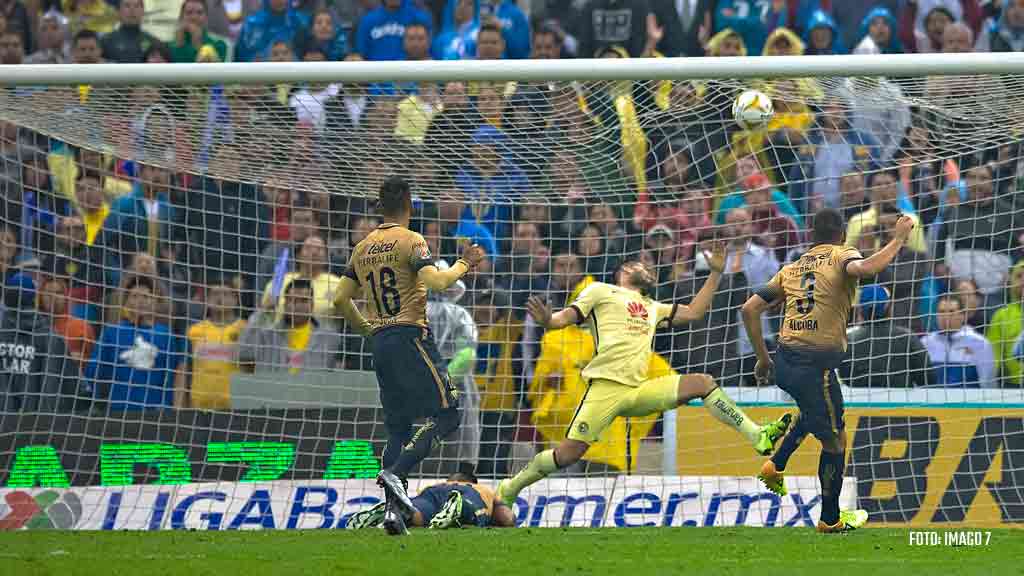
[426,259,481,473]
[835,69,911,165]
[921,294,996,388]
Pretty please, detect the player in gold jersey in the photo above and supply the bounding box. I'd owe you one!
[742,208,915,533]
[334,176,485,535]
[496,244,793,507]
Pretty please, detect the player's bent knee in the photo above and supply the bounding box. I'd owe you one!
[676,373,716,404]
[555,439,588,468]
[696,374,716,394]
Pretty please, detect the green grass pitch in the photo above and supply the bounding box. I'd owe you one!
[2,528,1021,576]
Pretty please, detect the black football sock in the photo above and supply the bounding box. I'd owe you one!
[382,424,414,470]
[770,414,807,471]
[818,449,846,526]
[389,407,460,478]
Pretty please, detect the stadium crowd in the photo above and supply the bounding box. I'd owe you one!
[2,0,1024,474]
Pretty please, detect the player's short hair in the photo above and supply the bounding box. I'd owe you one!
[448,471,478,484]
[811,208,846,245]
[612,259,638,280]
[378,175,411,216]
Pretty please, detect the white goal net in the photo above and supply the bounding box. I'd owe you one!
[0,57,1021,530]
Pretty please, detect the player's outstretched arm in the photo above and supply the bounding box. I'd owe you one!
[417,244,485,291]
[670,240,726,325]
[526,295,579,331]
[334,277,372,337]
[846,215,915,278]
[741,293,775,384]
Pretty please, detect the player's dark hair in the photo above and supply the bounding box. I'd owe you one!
[613,259,637,282]
[378,175,411,217]
[448,471,478,484]
[811,208,846,245]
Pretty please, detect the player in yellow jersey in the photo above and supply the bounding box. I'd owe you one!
[334,176,485,535]
[496,244,793,507]
[742,208,915,533]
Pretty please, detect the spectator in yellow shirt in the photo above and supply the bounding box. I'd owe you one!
[846,168,928,255]
[63,0,119,36]
[260,235,341,325]
[175,280,246,409]
[472,286,522,477]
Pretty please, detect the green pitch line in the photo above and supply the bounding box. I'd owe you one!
[2,528,1021,576]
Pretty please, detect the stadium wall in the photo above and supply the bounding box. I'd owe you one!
[0,477,855,530]
[677,406,1024,527]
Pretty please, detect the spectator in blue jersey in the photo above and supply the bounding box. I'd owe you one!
[433,0,478,60]
[786,102,880,215]
[976,0,1024,52]
[853,6,903,54]
[85,277,186,410]
[302,9,349,61]
[110,163,178,258]
[817,0,901,50]
[235,0,310,62]
[803,9,846,54]
[356,0,432,61]
[713,0,787,55]
[479,0,529,59]
[455,125,525,246]
[922,294,996,388]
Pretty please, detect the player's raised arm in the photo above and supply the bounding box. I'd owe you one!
[526,295,581,330]
[742,291,778,384]
[334,275,372,337]
[417,243,485,291]
[845,215,915,278]
[669,240,726,325]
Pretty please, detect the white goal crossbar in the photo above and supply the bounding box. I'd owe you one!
[3,53,1024,86]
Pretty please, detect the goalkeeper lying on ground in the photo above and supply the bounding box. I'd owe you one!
[347,472,516,532]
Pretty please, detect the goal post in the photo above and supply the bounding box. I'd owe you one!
[0,54,1023,530]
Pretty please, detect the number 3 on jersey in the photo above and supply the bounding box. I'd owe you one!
[366,267,402,316]
[795,272,816,314]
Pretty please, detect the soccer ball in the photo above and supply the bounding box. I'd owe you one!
[731,89,774,130]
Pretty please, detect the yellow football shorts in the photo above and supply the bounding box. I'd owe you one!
[566,375,679,444]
